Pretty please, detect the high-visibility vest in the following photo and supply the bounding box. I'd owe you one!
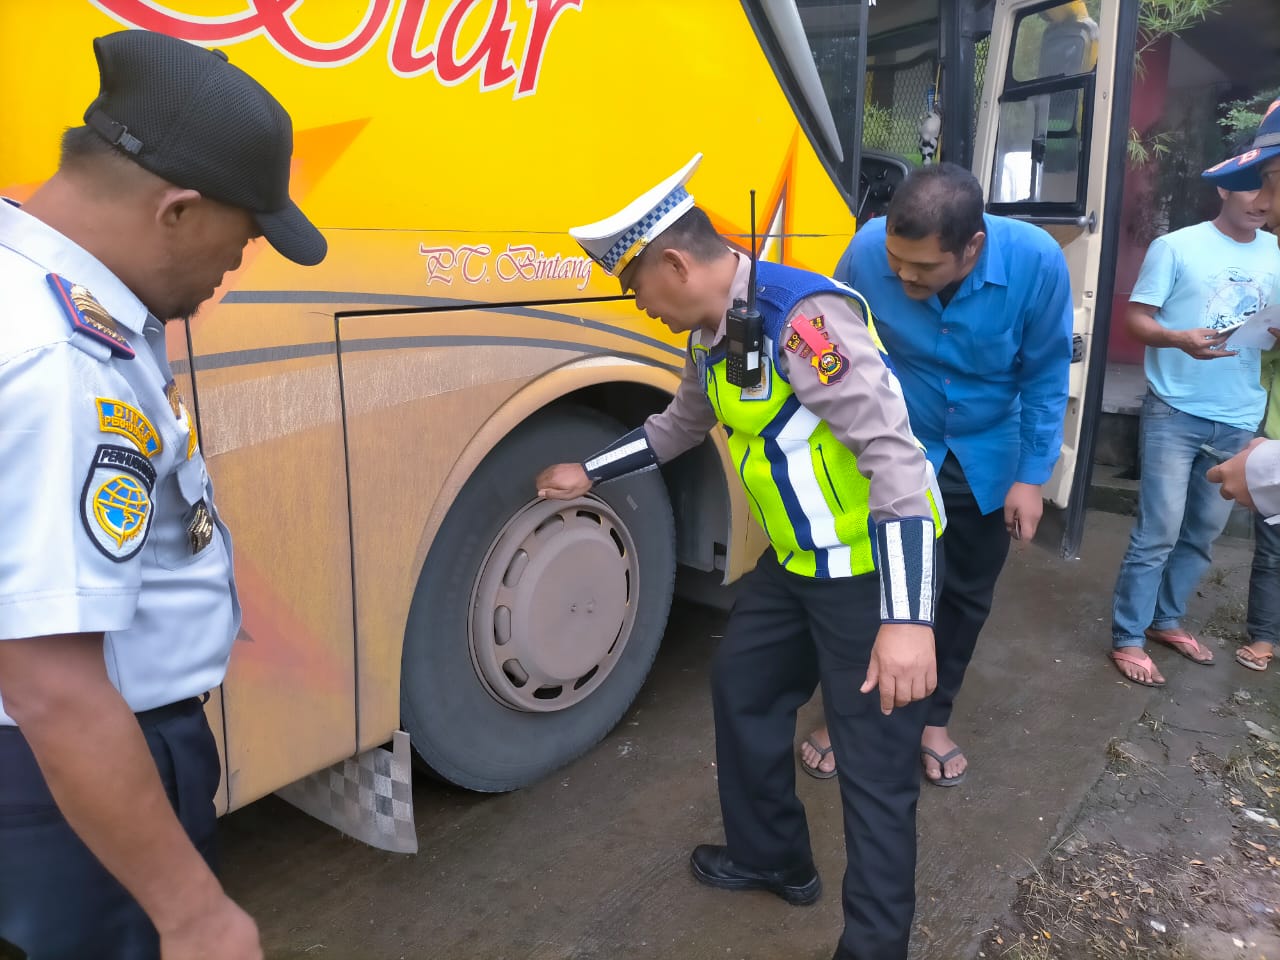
[696,261,941,579]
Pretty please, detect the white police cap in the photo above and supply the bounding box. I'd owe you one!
[569,153,702,277]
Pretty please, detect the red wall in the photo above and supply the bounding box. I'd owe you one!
[1107,37,1172,366]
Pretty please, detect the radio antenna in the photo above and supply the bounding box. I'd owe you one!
[746,189,758,310]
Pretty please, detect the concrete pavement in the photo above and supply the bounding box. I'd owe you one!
[219,510,1254,959]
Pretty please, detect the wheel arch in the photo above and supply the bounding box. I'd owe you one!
[406,355,750,592]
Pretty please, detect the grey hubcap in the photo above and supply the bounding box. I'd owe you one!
[470,496,639,712]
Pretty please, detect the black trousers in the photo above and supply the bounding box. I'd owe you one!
[712,550,929,960]
[928,453,1012,728]
[0,698,221,960]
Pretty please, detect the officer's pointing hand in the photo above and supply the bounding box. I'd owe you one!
[861,623,937,716]
[536,463,593,500]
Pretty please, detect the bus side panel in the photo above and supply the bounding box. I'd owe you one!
[190,298,358,811]
[166,323,234,814]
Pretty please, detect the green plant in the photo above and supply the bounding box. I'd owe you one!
[1126,0,1227,168]
[1135,0,1228,79]
[1219,87,1280,147]
[860,98,924,161]
[1126,128,1173,167]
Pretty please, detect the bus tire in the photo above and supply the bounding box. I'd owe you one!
[400,404,676,792]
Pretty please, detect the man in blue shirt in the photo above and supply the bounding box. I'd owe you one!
[801,163,1072,786]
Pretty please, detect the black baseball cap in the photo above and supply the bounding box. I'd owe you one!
[84,29,326,266]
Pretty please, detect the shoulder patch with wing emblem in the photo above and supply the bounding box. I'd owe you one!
[47,274,135,360]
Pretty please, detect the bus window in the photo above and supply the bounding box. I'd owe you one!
[746,0,868,201]
[988,0,1099,216]
[1011,0,1099,82]
[796,0,866,194]
[863,0,940,162]
[991,88,1089,205]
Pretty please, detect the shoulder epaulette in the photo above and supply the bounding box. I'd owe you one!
[46,273,135,360]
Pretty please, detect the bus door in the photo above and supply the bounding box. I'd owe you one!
[976,0,1141,557]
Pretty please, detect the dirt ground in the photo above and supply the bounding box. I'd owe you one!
[983,538,1280,960]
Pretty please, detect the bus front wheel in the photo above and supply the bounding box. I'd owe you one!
[400,404,676,792]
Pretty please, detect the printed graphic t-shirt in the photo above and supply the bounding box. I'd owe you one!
[1133,220,1280,430]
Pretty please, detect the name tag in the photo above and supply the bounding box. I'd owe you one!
[740,357,772,401]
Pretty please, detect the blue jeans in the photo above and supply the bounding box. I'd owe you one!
[1112,391,1254,648]
[1248,510,1280,645]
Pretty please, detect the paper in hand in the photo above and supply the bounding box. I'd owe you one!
[1224,305,1280,350]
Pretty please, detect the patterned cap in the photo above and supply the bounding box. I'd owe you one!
[569,154,702,276]
[1203,99,1280,193]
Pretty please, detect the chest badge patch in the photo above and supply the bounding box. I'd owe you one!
[96,398,162,458]
[81,444,157,562]
[187,500,214,554]
[165,381,199,459]
[789,314,847,386]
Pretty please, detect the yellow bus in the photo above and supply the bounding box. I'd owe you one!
[1,0,1134,851]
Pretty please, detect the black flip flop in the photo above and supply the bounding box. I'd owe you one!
[921,745,967,787]
[799,735,838,780]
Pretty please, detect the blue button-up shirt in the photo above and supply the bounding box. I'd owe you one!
[835,214,1073,514]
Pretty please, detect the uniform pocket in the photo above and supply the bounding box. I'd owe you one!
[956,316,1019,377]
[821,667,925,784]
[152,459,215,569]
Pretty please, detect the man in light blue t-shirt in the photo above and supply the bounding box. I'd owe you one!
[1110,181,1280,687]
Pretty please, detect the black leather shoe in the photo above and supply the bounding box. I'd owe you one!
[689,844,821,905]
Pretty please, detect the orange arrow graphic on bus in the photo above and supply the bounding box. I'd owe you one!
[705,128,799,267]
[194,116,372,331]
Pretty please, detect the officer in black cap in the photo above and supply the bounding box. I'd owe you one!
[0,29,323,960]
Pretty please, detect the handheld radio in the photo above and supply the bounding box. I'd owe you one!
[725,191,763,388]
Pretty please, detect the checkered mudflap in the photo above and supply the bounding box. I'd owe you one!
[275,729,417,853]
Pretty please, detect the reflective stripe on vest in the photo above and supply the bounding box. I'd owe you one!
[697,261,942,579]
[699,337,874,579]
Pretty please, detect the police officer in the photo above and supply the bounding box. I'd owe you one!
[0,31,324,960]
[537,154,943,960]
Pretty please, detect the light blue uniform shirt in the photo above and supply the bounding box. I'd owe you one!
[1132,220,1280,431]
[0,199,240,725]
[835,214,1073,515]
